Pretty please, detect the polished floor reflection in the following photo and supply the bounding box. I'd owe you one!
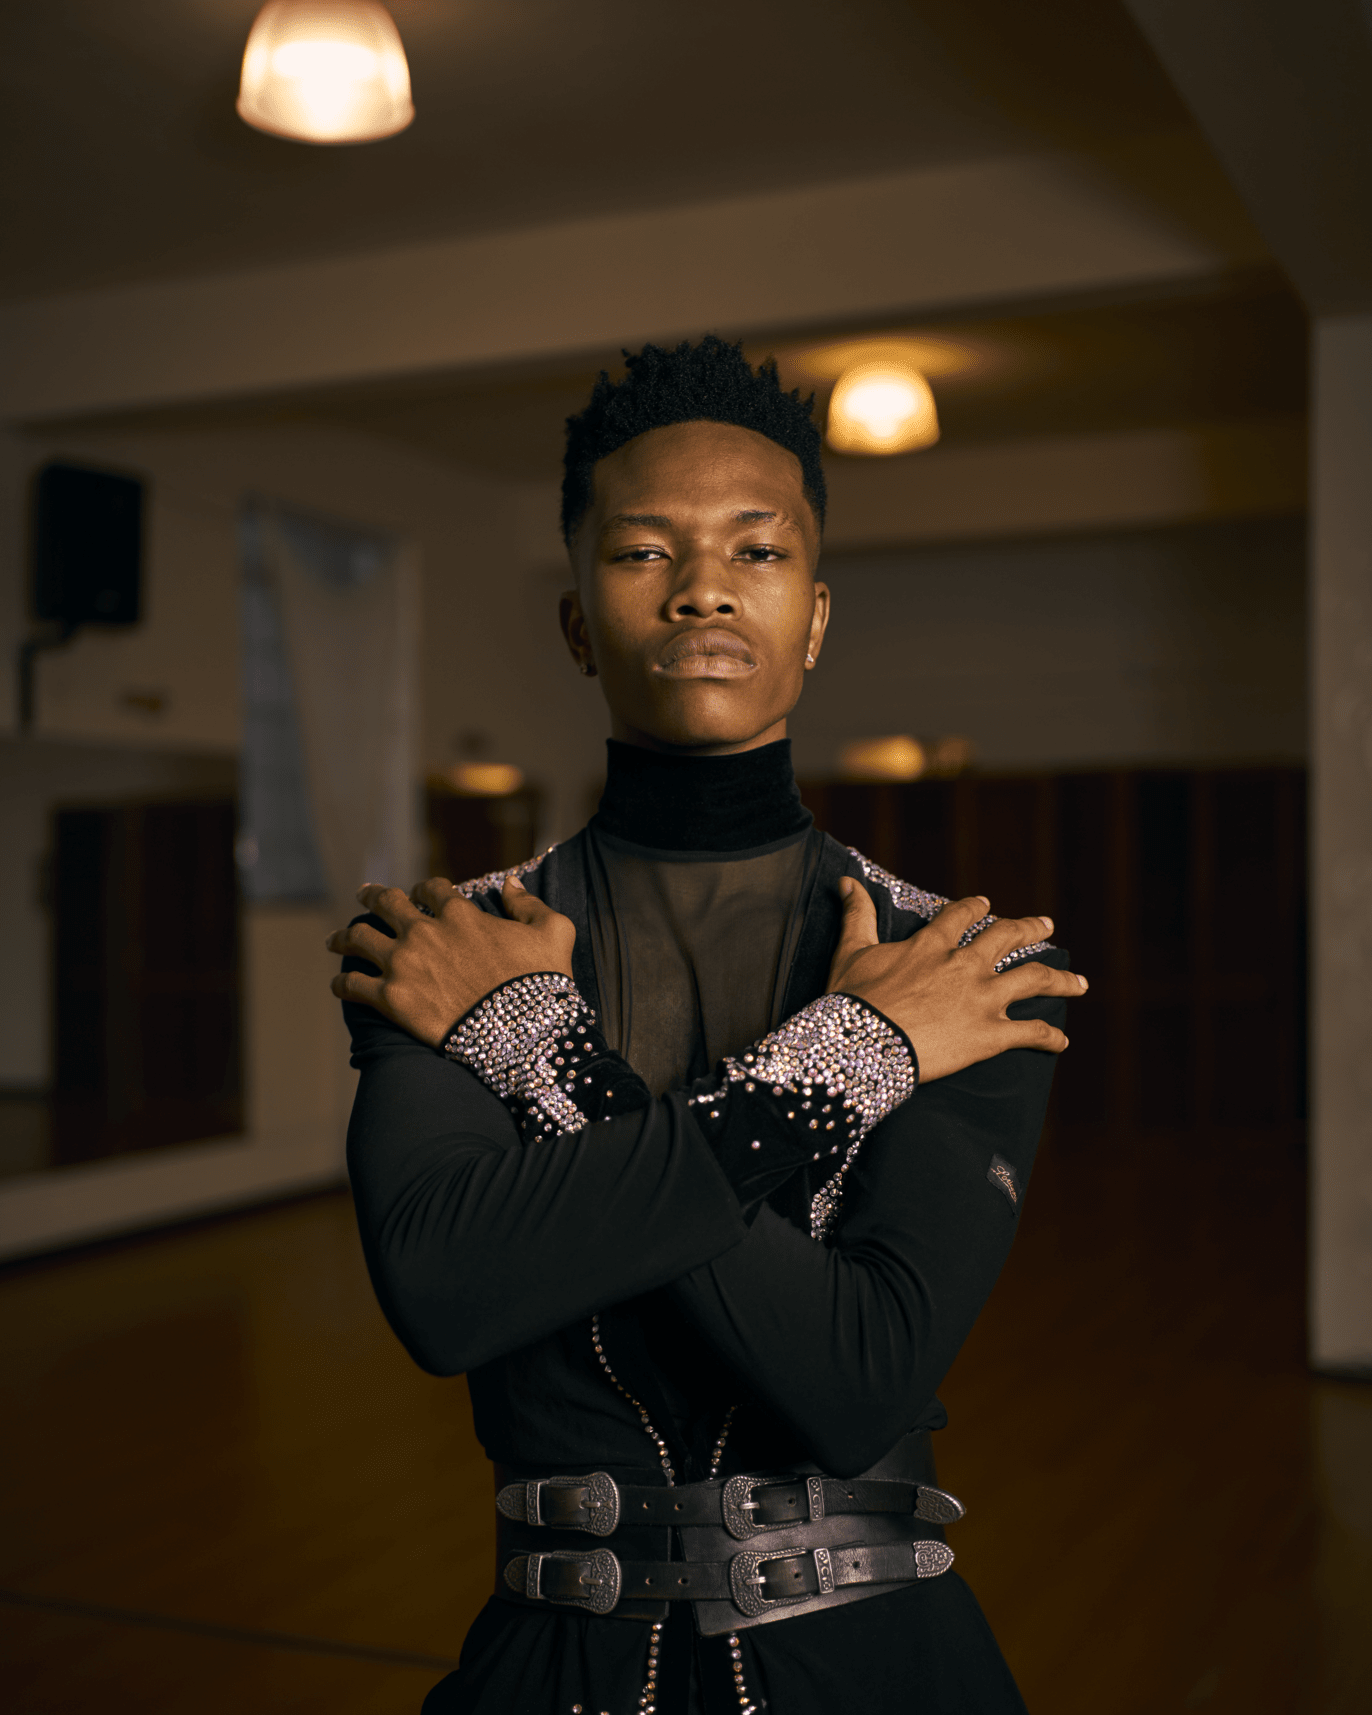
[2,1125,1368,1714]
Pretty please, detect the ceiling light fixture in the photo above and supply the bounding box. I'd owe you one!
[442,762,526,798]
[237,0,414,145]
[826,362,940,456]
[839,736,927,782]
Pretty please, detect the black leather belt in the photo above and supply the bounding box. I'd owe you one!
[494,1439,964,1633]
[496,1471,965,1537]
[503,1536,955,1619]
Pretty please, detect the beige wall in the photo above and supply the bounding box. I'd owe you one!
[797,516,1306,778]
[1309,313,1372,1371]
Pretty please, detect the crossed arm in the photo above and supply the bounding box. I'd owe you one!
[334,875,1082,1464]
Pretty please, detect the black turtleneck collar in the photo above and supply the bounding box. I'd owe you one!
[591,738,813,855]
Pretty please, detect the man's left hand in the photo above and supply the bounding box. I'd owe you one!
[327,877,576,1047]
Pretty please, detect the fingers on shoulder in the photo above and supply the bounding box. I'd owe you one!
[1017,1015,1069,1053]
[978,913,1052,963]
[357,882,420,925]
[835,878,878,946]
[1001,959,1086,999]
[331,969,382,1002]
[930,896,990,944]
[412,876,457,913]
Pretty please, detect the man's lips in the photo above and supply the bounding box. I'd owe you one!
[653,630,758,679]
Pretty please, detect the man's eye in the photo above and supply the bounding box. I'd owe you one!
[738,545,784,562]
[614,547,667,564]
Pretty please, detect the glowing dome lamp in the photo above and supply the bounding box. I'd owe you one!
[826,362,940,456]
[237,1,414,145]
[840,736,927,782]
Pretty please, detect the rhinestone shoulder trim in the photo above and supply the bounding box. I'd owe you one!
[453,845,557,901]
[443,971,594,1137]
[847,848,1052,972]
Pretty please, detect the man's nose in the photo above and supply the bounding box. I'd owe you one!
[667,551,739,617]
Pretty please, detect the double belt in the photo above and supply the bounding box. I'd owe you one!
[496,1471,965,1538]
[494,1460,964,1632]
[503,1536,954,1621]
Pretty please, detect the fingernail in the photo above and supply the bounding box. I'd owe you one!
[1039,916,1053,934]
[976,896,989,909]
[507,876,525,891]
[1077,973,1089,990]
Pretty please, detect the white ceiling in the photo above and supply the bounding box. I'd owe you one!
[5,0,1204,302]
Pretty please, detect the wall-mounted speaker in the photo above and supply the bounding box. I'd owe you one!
[32,462,145,629]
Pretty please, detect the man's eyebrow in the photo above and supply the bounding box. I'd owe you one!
[603,512,673,530]
[600,507,798,535]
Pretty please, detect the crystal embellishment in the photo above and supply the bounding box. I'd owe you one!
[444,971,594,1136]
[689,992,917,1240]
[454,846,556,901]
[847,848,1053,971]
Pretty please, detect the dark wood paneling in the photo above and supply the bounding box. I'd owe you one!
[800,767,1307,1136]
[51,800,242,1165]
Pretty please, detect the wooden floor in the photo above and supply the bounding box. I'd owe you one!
[2,1127,1368,1714]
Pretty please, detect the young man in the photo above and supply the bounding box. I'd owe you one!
[331,338,1085,1714]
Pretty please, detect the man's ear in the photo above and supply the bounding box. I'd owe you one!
[560,589,597,677]
[806,580,831,667]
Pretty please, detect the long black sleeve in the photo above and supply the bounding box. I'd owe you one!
[345,999,756,1376]
[345,978,907,1377]
[665,971,1069,1476]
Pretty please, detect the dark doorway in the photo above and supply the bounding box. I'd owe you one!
[51,799,243,1165]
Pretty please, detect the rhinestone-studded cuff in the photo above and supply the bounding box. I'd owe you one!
[443,972,650,1142]
[686,993,918,1238]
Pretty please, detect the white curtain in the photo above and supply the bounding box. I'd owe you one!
[239,500,419,912]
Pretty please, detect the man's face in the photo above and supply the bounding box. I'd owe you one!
[561,420,829,753]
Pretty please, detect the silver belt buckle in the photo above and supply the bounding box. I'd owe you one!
[722,1473,826,1539]
[506,1548,623,1614]
[497,1472,621,1536]
[728,1547,827,1618]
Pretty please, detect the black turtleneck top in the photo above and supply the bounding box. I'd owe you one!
[590,737,813,851]
[341,740,1064,1715]
[588,741,815,1095]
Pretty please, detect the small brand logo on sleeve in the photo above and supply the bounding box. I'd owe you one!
[987,1154,1021,1207]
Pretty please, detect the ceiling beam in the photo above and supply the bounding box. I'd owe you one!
[822,416,1306,551]
[1124,0,1372,313]
[1,137,1265,424]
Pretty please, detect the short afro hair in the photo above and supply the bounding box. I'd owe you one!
[561,335,826,544]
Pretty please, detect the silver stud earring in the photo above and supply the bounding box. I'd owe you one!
[805,653,815,666]
[580,662,594,676]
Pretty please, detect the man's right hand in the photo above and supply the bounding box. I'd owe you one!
[328,876,576,1048]
[825,878,1087,1084]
